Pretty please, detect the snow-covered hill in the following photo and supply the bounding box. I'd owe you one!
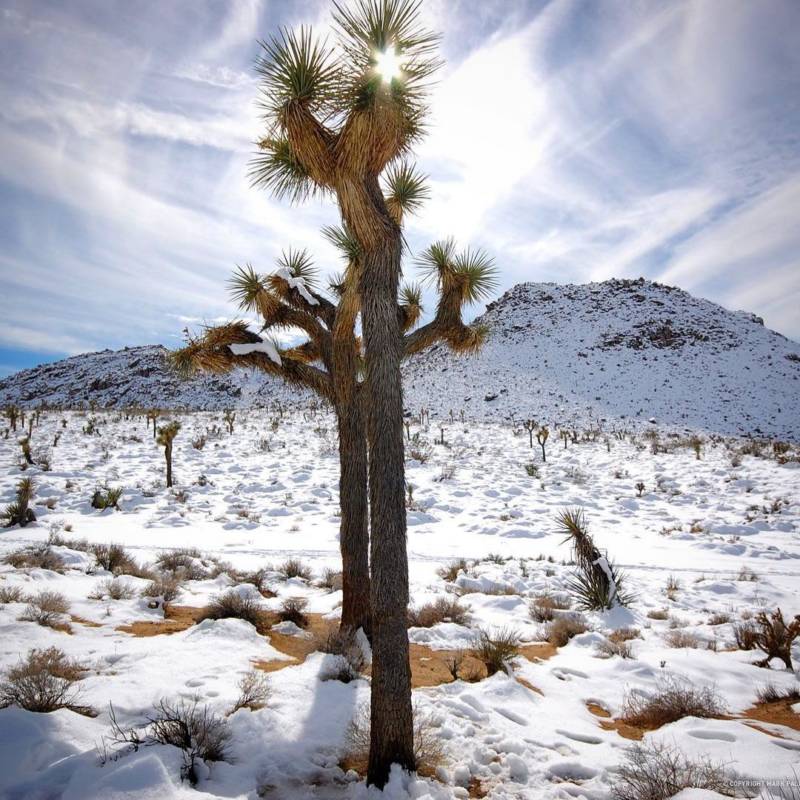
[1,278,798,438]
[405,278,800,439]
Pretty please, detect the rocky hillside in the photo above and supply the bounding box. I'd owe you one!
[1,278,798,437]
[0,345,306,411]
[404,278,800,439]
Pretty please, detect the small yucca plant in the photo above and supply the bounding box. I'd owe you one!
[1,478,36,528]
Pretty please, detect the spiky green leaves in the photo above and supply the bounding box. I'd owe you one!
[384,160,428,220]
[255,27,339,119]
[156,421,181,447]
[415,240,497,306]
[229,264,265,311]
[453,247,498,304]
[275,248,319,288]
[322,224,362,264]
[332,0,441,109]
[249,137,317,204]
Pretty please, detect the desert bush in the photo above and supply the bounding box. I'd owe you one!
[436,558,468,582]
[0,585,26,604]
[154,547,207,580]
[344,702,443,777]
[140,575,182,606]
[611,742,732,800]
[540,614,589,647]
[278,558,312,581]
[757,684,800,704]
[91,487,123,510]
[408,596,471,628]
[314,626,366,679]
[752,608,800,669]
[239,567,276,597]
[529,593,571,622]
[191,435,207,450]
[473,628,520,676]
[91,542,147,577]
[1,477,36,528]
[596,638,634,659]
[646,608,669,620]
[708,611,732,626]
[229,670,270,713]
[277,596,309,628]
[0,647,93,715]
[88,578,136,601]
[664,629,702,649]
[620,677,725,729]
[198,591,264,629]
[4,544,65,572]
[317,567,343,592]
[20,590,70,629]
[109,697,231,785]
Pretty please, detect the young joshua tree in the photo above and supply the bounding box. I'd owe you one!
[156,421,181,489]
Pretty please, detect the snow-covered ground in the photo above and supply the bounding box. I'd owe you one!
[1,408,799,799]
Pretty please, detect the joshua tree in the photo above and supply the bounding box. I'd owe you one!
[173,1,494,782]
[223,410,236,435]
[523,419,536,448]
[537,426,549,462]
[146,410,160,439]
[156,421,181,488]
[4,406,20,432]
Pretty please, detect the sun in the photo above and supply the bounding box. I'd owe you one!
[375,47,402,82]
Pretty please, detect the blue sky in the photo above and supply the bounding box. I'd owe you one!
[1,0,799,378]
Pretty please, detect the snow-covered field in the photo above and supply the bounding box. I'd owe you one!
[1,408,799,800]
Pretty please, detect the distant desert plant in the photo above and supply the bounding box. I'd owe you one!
[20,590,70,630]
[88,578,136,601]
[752,608,800,669]
[141,575,182,606]
[278,558,313,581]
[277,596,309,628]
[408,596,471,628]
[156,420,181,488]
[4,543,64,572]
[528,593,571,622]
[229,670,270,714]
[198,591,264,630]
[437,558,468,582]
[91,486,123,510]
[539,614,589,647]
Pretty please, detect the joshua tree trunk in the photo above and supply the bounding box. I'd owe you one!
[362,235,414,785]
[165,444,173,488]
[336,397,371,636]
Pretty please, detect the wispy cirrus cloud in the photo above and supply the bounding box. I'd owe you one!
[0,0,798,375]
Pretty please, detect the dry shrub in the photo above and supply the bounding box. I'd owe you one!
[611,742,732,800]
[408,596,471,628]
[278,558,312,581]
[529,593,571,622]
[91,543,148,577]
[0,647,94,715]
[757,684,800,704]
[646,608,669,620]
[539,615,589,647]
[344,702,443,777]
[708,612,732,626]
[4,545,65,573]
[240,567,276,597]
[318,567,343,592]
[437,558,468,582]
[664,629,702,649]
[109,697,231,785]
[0,585,26,604]
[314,626,366,681]
[620,677,725,730]
[20,590,70,630]
[141,575,182,605]
[229,670,270,713]
[733,620,758,650]
[198,591,265,630]
[473,628,520,676]
[88,578,136,601]
[277,596,309,628]
[155,547,207,580]
[597,628,640,659]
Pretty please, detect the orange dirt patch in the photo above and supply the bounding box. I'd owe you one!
[116,604,207,637]
[587,702,644,740]
[70,614,102,628]
[742,699,800,734]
